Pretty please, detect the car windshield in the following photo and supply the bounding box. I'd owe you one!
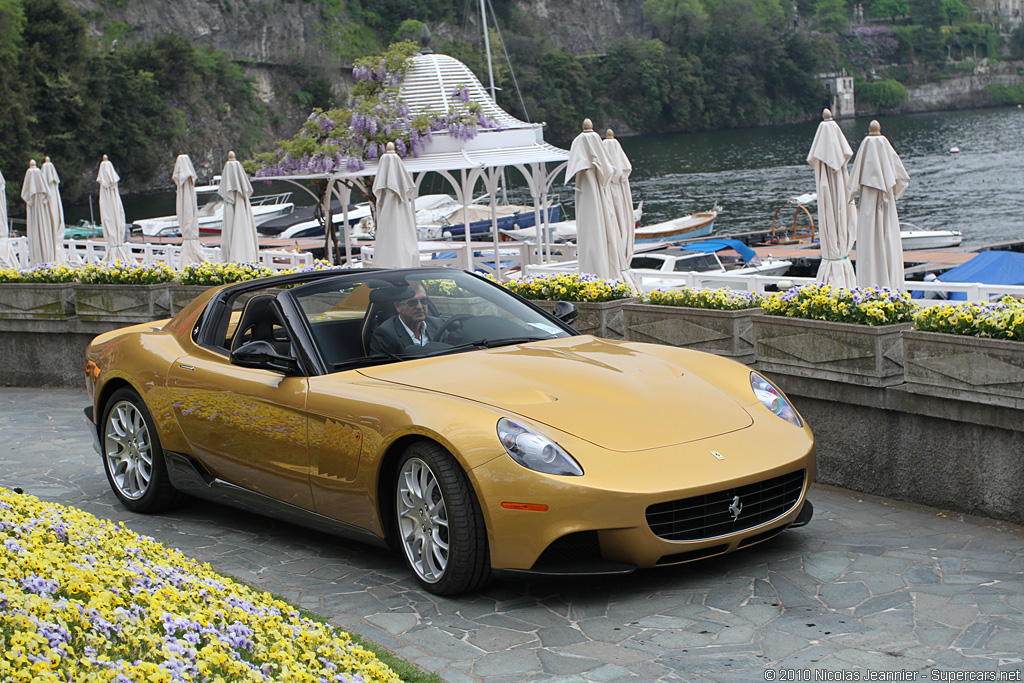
[286,270,573,371]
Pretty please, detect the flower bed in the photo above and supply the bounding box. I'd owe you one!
[0,487,399,683]
[913,297,1024,340]
[761,282,917,325]
[178,262,280,286]
[643,287,762,310]
[904,299,1024,408]
[755,283,915,387]
[502,272,635,303]
[624,288,764,363]
[77,262,178,285]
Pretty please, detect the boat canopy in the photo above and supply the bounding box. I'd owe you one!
[936,250,1024,300]
[678,239,760,265]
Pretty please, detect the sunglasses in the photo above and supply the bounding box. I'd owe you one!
[399,296,430,308]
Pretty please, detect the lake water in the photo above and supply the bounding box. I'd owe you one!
[613,106,1024,248]
[71,107,1024,248]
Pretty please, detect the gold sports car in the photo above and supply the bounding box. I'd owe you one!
[84,268,815,595]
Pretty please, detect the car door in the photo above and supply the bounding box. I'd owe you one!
[166,345,314,511]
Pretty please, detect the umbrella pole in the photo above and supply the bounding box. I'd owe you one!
[340,181,353,266]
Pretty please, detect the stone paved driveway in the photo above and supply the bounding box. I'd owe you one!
[2,387,1023,682]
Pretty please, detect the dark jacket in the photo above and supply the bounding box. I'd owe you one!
[369,315,443,355]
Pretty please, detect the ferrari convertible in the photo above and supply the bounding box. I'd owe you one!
[84,268,814,595]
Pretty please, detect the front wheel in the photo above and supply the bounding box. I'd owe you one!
[395,441,490,595]
[101,388,184,513]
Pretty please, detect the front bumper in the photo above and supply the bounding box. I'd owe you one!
[469,419,815,573]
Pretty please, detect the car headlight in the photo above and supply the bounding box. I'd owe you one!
[496,418,583,476]
[750,372,803,427]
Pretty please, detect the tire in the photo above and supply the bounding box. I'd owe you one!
[100,388,184,513]
[394,441,491,595]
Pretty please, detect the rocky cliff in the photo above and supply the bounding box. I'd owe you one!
[66,0,646,66]
[57,0,648,190]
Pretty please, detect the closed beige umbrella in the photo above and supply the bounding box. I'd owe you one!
[40,157,69,265]
[371,142,420,269]
[849,120,909,291]
[0,169,19,269]
[603,129,635,265]
[98,155,132,263]
[174,154,206,268]
[22,160,57,267]
[808,109,857,288]
[218,151,259,263]
[566,119,626,280]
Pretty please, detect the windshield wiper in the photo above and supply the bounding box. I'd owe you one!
[462,337,545,349]
[330,351,405,370]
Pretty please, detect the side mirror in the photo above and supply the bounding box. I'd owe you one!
[230,340,300,375]
[551,301,579,325]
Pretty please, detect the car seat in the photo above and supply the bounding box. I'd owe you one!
[231,294,289,354]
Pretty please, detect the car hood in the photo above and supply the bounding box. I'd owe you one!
[357,336,753,452]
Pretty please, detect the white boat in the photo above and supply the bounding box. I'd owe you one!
[788,193,963,251]
[898,223,963,250]
[630,239,791,289]
[133,177,295,237]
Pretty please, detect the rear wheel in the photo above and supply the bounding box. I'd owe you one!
[395,441,490,595]
[101,388,184,513]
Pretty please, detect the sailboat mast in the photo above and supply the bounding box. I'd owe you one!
[481,0,497,102]
[481,0,508,205]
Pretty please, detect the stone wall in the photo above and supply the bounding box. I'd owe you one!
[903,73,1024,112]
[765,373,1024,528]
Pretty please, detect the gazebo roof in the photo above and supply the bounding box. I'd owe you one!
[257,52,569,182]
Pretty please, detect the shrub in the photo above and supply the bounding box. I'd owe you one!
[855,78,909,110]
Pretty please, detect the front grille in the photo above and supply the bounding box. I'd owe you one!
[646,470,805,541]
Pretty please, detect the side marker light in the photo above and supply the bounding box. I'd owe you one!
[501,502,549,512]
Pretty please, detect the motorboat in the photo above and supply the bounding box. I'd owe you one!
[897,223,963,250]
[419,201,562,240]
[258,200,371,240]
[132,177,295,237]
[778,194,963,251]
[629,239,791,289]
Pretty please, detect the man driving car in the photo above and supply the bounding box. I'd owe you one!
[369,281,444,355]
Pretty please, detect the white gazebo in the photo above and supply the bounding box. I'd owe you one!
[259,50,571,278]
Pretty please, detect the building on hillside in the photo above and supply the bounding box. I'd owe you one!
[974,0,1023,31]
[820,72,856,119]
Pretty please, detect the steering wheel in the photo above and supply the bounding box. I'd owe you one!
[437,314,474,343]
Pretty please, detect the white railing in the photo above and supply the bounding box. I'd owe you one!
[521,261,1024,304]
[1,237,313,272]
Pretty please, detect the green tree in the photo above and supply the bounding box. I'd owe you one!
[19,0,100,197]
[644,0,710,51]
[909,0,944,27]
[814,0,849,33]
[869,0,909,22]
[940,0,968,24]
[0,0,28,194]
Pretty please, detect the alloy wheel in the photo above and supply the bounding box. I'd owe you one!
[397,457,450,583]
[104,400,153,500]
